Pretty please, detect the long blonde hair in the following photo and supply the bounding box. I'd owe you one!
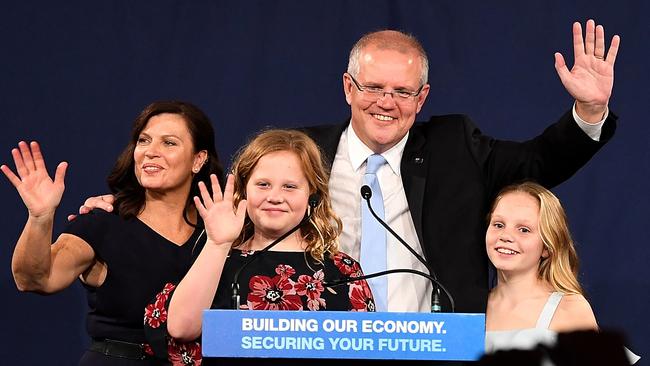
[489,182,584,294]
[230,129,342,262]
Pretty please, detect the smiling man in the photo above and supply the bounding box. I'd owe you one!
[304,22,619,314]
[344,36,430,154]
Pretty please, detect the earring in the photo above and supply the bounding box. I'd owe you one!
[194,158,208,173]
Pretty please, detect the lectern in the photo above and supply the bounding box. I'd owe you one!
[203,310,485,361]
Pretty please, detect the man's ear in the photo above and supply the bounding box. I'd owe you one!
[343,73,353,105]
[415,84,430,114]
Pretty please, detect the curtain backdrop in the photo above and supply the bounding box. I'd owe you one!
[1,1,647,364]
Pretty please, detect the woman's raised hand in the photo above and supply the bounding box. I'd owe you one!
[1,141,68,218]
[194,174,247,246]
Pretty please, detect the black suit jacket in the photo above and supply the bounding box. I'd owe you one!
[303,109,616,313]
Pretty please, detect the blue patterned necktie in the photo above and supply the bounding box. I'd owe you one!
[360,154,388,311]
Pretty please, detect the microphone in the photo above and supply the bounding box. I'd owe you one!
[360,185,455,312]
[230,193,321,309]
[322,268,454,312]
[308,193,320,208]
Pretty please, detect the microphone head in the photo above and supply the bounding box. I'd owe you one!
[308,193,320,208]
[360,185,372,200]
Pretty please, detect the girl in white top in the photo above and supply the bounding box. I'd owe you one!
[484,182,639,364]
[485,182,597,348]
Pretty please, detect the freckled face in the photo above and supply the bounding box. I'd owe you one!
[245,150,309,239]
[486,192,548,276]
[133,113,204,194]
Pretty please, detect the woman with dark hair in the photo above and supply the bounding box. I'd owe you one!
[1,101,223,365]
[143,129,374,365]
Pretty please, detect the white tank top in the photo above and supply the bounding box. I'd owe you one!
[484,291,563,353]
[484,292,640,364]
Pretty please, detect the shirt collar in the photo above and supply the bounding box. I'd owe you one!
[346,121,408,175]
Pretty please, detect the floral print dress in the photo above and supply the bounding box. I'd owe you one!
[144,249,374,365]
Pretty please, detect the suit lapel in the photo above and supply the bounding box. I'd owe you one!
[401,126,429,251]
[302,122,348,168]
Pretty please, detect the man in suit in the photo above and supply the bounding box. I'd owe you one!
[302,20,619,313]
[77,20,619,314]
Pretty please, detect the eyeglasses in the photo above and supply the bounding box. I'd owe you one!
[347,73,424,103]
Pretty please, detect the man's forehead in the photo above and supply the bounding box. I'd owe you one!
[360,44,419,61]
[360,50,418,67]
[358,48,421,86]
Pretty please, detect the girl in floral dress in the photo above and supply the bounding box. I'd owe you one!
[144,129,375,365]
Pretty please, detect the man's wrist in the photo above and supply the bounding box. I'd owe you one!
[572,102,607,141]
[575,101,608,124]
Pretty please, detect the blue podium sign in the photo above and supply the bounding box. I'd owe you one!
[202,310,485,361]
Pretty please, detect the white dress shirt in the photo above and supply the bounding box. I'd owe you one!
[329,126,432,312]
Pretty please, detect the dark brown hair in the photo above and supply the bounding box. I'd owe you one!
[107,101,224,224]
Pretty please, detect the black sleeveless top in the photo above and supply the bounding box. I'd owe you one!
[64,209,204,344]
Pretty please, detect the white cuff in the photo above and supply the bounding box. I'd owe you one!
[572,103,607,142]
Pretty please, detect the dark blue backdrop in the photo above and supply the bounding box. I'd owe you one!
[1,1,648,364]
